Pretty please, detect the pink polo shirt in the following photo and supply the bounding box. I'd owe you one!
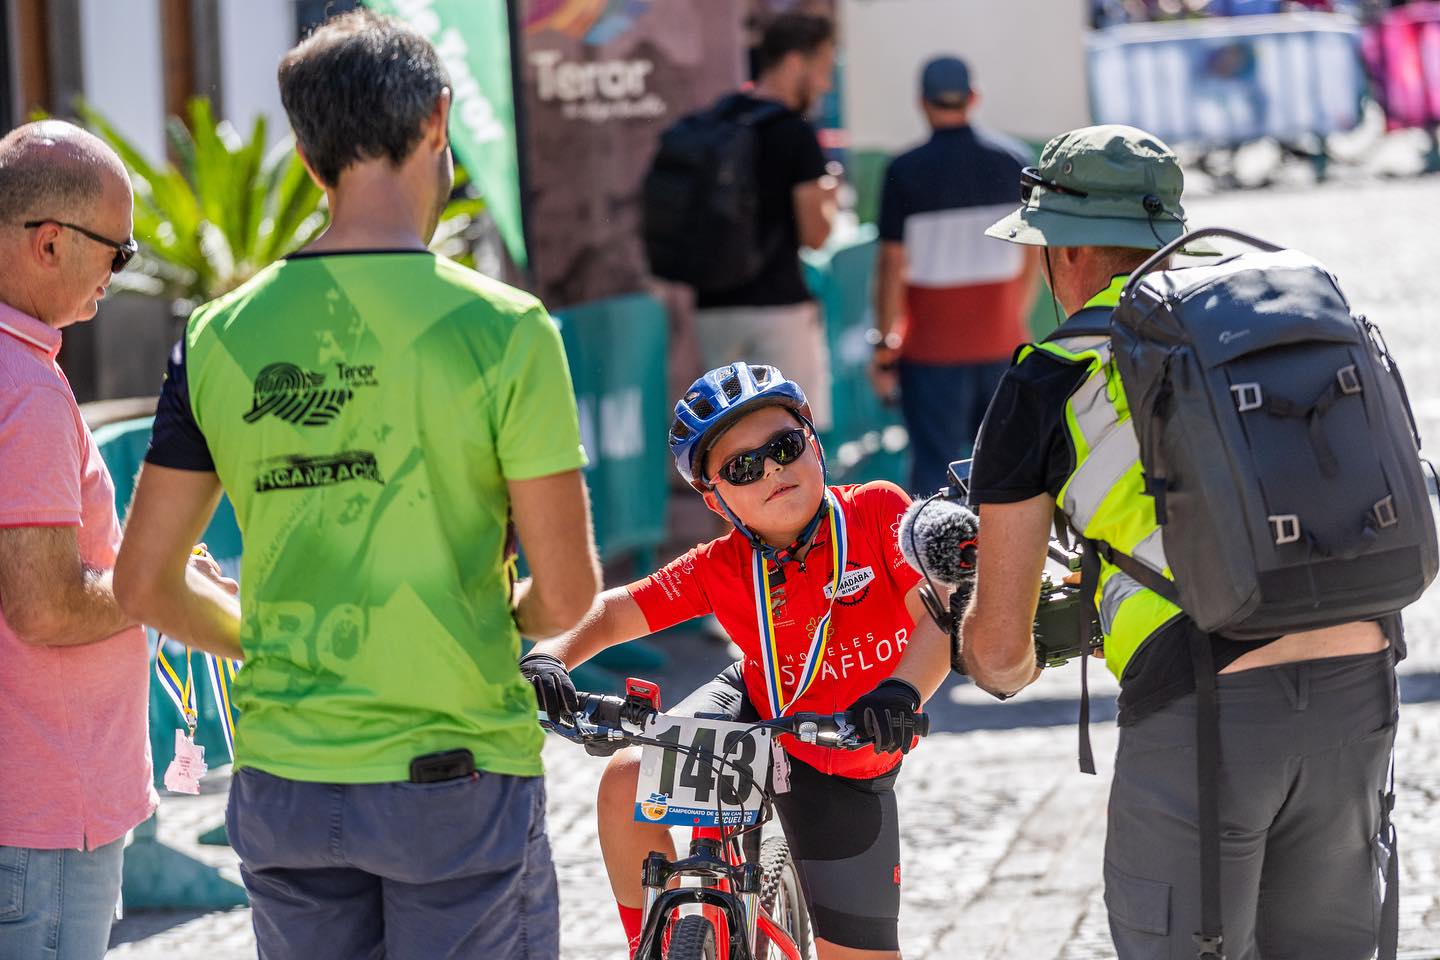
[0,303,156,851]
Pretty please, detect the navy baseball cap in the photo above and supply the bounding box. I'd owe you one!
[921,56,972,107]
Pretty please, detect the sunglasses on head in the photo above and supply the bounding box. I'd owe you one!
[1019,166,1090,204]
[24,219,138,273]
[712,428,808,487]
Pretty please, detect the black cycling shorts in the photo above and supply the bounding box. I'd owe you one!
[673,664,903,952]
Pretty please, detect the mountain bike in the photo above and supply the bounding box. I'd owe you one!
[541,678,930,960]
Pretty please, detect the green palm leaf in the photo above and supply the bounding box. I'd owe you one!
[82,96,489,304]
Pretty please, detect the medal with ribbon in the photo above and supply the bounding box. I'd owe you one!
[751,487,848,718]
[205,653,240,761]
[155,636,208,794]
[152,546,242,792]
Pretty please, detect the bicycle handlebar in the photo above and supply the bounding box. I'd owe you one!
[548,691,931,751]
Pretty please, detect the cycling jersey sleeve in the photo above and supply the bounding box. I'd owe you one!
[145,339,216,472]
[626,543,717,633]
[855,481,924,594]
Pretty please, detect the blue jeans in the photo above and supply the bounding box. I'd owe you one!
[227,767,559,960]
[898,359,1010,495]
[0,837,124,960]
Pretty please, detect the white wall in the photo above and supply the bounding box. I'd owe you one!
[840,0,1092,152]
[80,0,166,159]
[218,0,293,145]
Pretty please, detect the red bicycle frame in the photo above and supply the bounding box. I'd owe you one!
[678,825,803,960]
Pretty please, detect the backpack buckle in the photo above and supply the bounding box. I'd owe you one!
[1230,382,1263,413]
[1337,364,1362,395]
[1192,933,1225,960]
[1268,514,1302,545]
[1374,495,1398,529]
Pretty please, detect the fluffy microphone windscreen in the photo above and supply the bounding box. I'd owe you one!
[897,495,979,587]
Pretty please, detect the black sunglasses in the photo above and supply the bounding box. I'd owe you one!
[24,219,138,273]
[713,428,808,487]
[1020,166,1090,204]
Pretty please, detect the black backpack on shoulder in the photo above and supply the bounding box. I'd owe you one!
[1104,227,1437,639]
[641,94,788,294]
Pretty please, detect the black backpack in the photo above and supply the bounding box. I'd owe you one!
[1101,227,1437,638]
[641,94,788,294]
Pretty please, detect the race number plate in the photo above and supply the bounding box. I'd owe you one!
[634,716,772,827]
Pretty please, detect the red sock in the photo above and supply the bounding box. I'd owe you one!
[617,903,643,958]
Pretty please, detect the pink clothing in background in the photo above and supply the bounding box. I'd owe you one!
[0,302,156,851]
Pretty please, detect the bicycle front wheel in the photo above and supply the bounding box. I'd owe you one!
[666,914,719,960]
[758,836,811,960]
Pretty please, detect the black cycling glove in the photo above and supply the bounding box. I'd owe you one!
[847,677,922,755]
[520,652,579,725]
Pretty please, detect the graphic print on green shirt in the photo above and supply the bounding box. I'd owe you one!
[184,252,587,782]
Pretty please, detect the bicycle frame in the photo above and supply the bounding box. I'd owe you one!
[541,683,925,960]
[633,824,804,960]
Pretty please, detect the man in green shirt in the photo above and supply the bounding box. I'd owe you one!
[115,11,599,958]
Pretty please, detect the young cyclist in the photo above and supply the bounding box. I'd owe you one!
[522,362,952,960]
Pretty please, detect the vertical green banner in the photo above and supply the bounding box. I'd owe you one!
[553,294,671,563]
[368,0,527,267]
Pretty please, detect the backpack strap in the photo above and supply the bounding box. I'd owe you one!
[1041,306,1113,342]
[1188,624,1225,960]
[1378,748,1399,960]
[714,92,790,127]
[1092,539,1182,608]
[1059,507,1099,777]
[1074,536,1099,776]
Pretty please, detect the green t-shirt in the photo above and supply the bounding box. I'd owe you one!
[184,252,586,782]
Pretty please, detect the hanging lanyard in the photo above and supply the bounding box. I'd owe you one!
[751,488,848,718]
[205,654,240,760]
[154,638,198,735]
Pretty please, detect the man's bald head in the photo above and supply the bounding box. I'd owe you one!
[0,120,128,225]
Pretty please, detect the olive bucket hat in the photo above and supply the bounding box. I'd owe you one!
[985,124,1218,254]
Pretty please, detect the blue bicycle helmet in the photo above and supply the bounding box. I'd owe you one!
[669,362,812,489]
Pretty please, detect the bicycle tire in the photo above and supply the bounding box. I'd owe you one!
[666,915,718,960]
[758,836,811,960]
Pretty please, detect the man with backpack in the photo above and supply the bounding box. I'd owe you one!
[959,124,1434,959]
[643,13,838,429]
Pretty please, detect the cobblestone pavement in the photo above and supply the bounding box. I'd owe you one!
[109,172,1440,958]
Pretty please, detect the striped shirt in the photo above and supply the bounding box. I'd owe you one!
[878,125,1034,364]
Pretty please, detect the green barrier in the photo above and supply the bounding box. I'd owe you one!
[554,293,672,569]
[554,293,673,676]
[803,226,910,487]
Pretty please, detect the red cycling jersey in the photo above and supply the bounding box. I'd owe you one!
[627,481,924,779]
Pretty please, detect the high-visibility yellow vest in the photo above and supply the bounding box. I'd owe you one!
[1018,276,1184,680]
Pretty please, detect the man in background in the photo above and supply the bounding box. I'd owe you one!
[870,57,1039,494]
[691,12,840,430]
[115,12,599,958]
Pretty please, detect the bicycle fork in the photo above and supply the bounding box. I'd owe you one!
[637,835,764,959]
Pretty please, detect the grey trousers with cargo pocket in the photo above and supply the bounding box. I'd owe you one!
[1104,647,1397,960]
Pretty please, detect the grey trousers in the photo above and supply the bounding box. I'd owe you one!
[227,767,559,960]
[1104,649,1397,960]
